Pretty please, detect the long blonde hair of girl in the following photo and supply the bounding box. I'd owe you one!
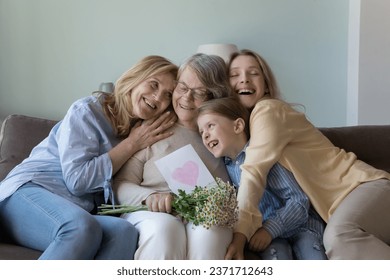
[228,49,281,100]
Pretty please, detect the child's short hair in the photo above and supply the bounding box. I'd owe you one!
[197,96,250,138]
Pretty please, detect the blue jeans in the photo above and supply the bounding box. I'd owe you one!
[0,183,138,259]
[290,230,327,260]
[259,238,293,259]
[259,230,327,260]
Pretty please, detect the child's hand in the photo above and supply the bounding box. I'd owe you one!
[248,227,272,252]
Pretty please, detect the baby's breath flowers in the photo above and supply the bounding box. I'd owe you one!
[173,178,238,229]
[98,178,238,229]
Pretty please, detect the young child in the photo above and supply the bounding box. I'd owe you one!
[197,96,327,259]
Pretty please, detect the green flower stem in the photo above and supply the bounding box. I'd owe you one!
[97,204,148,215]
[97,178,238,229]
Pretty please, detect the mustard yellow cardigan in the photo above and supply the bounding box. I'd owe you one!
[236,98,390,240]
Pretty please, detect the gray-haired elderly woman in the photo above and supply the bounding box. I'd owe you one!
[113,53,235,260]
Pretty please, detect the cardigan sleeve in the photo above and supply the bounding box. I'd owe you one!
[113,150,157,206]
[235,99,296,240]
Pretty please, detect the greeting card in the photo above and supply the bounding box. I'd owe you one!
[154,144,216,194]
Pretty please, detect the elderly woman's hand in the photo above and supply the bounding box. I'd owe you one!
[145,192,174,213]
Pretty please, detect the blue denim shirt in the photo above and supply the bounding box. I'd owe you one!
[0,95,119,212]
[225,142,324,239]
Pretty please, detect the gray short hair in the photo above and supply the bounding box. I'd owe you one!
[178,53,234,100]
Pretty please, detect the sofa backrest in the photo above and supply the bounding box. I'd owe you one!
[1,114,390,182]
[0,114,58,181]
[319,125,390,173]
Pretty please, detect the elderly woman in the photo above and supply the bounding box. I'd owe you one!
[114,53,234,259]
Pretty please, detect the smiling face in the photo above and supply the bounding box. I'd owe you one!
[197,112,247,160]
[172,66,207,130]
[229,55,267,110]
[130,72,176,120]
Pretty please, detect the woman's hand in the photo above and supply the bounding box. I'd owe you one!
[248,227,272,252]
[128,111,177,151]
[145,192,173,213]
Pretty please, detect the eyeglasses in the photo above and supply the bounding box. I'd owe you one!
[174,81,210,101]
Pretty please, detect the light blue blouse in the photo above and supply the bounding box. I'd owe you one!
[0,95,119,212]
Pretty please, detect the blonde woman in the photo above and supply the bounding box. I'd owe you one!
[0,55,178,259]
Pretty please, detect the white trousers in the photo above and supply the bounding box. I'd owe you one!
[122,211,233,260]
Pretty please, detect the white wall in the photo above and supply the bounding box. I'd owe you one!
[346,0,360,125]
[357,0,390,125]
[0,0,350,127]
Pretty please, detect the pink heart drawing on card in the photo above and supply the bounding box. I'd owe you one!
[172,161,199,186]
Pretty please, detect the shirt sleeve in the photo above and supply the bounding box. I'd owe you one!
[56,101,113,197]
[261,164,310,238]
[235,100,295,240]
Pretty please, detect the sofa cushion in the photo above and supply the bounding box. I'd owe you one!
[0,114,57,181]
[0,243,41,260]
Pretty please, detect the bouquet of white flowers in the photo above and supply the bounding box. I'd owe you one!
[98,178,238,229]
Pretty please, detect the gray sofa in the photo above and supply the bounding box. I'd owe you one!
[1,114,390,260]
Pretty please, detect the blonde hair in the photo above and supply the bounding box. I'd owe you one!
[102,55,178,137]
[198,95,250,138]
[228,49,281,99]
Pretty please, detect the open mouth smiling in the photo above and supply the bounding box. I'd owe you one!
[208,140,218,149]
[144,98,157,109]
[238,89,255,95]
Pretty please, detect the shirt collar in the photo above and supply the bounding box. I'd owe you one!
[223,141,250,165]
